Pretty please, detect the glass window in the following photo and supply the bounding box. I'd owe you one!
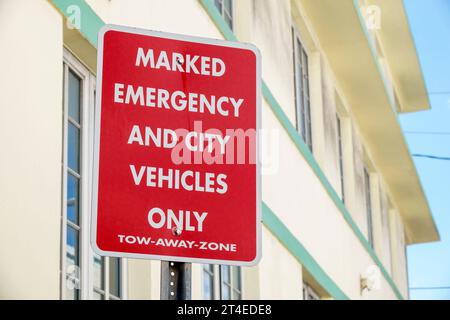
[203,264,215,300]
[221,265,232,300]
[364,168,374,247]
[109,257,121,299]
[214,0,233,30]
[220,265,241,300]
[66,225,80,299]
[202,265,242,300]
[68,70,81,123]
[67,123,80,172]
[92,291,103,300]
[66,173,79,224]
[63,49,127,301]
[303,283,320,300]
[293,31,313,152]
[64,66,82,300]
[337,115,345,203]
[93,254,105,299]
[231,266,242,299]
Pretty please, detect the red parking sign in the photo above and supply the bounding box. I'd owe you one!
[91,25,261,266]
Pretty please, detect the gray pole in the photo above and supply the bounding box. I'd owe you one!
[160,261,191,300]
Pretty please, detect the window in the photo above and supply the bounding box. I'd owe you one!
[336,115,345,203]
[109,257,123,300]
[364,168,374,247]
[303,283,320,300]
[214,0,233,30]
[203,264,215,300]
[293,30,312,152]
[93,255,123,300]
[93,254,105,299]
[62,49,126,300]
[220,265,242,300]
[202,264,242,299]
[64,66,83,300]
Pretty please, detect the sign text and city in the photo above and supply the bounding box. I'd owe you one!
[91,25,261,265]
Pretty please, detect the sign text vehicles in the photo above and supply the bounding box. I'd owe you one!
[92,25,261,265]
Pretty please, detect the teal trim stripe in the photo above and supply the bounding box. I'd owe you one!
[263,203,349,300]
[199,0,404,299]
[50,0,103,47]
[50,0,403,300]
[199,0,238,41]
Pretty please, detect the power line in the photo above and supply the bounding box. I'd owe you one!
[410,286,450,290]
[413,154,450,161]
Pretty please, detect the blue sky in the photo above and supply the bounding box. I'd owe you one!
[401,0,450,300]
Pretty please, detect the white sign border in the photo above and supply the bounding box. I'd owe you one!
[91,24,262,267]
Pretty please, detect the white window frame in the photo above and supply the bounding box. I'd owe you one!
[214,0,234,31]
[363,167,374,248]
[202,265,242,300]
[336,114,345,203]
[61,48,127,300]
[303,283,320,300]
[292,27,313,152]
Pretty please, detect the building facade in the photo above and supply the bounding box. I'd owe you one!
[0,0,439,299]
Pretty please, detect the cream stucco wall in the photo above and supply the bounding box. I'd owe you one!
[0,0,63,299]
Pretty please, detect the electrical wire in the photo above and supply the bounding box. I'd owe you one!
[412,154,450,161]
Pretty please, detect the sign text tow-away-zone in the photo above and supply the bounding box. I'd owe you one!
[91,25,261,266]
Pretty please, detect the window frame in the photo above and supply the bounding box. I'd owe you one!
[202,264,242,300]
[336,114,345,203]
[61,48,127,300]
[214,0,234,31]
[302,283,320,300]
[363,167,374,247]
[220,265,242,300]
[292,27,313,152]
[202,264,216,300]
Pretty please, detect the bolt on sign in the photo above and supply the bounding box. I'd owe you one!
[91,25,261,266]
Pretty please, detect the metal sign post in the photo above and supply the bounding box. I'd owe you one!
[160,261,191,300]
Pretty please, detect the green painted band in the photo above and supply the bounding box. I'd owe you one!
[50,0,103,47]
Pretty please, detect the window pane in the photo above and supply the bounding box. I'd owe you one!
[221,284,231,300]
[93,254,104,290]
[295,40,304,133]
[203,271,214,300]
[214,0,222,13]
[232,266,241,290]
[66,285,79,300]
[203,264,214,274]
[67,173,79,224]
[93,291,104,300]
[109,257,121,298]
[68,70,81,123]
[66,226,80,300]
[224,0,232,14]
[68,122,80,172]
[364,169,374,246]
[221,265,230,284]
[225,15,233,30]
[337,115,345,202]
[66,225,79,267]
